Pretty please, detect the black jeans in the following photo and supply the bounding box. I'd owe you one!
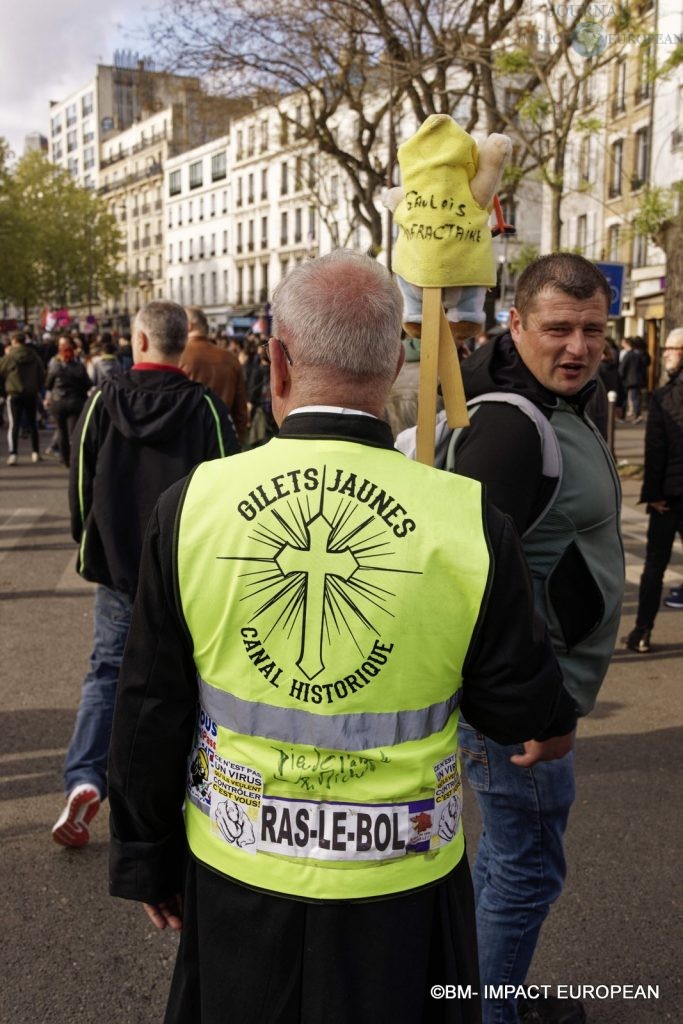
[53,405,83,467]
[636,507,683,629]
[7,394,39,455]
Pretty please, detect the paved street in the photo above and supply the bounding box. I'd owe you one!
[1,420,681,1023]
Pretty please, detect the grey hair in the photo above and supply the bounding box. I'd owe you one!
[272,250,403,379]
[666,328,683,347]
[134,301,188,356]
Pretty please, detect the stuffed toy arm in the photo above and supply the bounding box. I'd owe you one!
[470,134,512,208]
[382,186,405,213]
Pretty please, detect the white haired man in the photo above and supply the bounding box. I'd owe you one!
[52,301,238,848]
[108,251,568,1023]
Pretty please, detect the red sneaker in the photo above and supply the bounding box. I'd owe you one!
[52,784,101,848]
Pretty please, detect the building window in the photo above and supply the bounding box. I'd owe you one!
[200,273,205,303]
[189,161,203,190]
[294,103,304,139]
[222,190,228,214]
[179,241,183,262]
[237,266,243,305]
[247,173,254,204]
[632,228,647,268]
[68,157,79,178]
[210,232,216,256]
[83,146,95,170]
[66,103,77,127]
[169,243,173,263]
[613,60,626,115]
[247,125,255,156]
[295,156,304,191]
[579,135,593,184]
[632,128,650,190]
[189,274,195,302]
[330,174,339,205]
[636,42,654,105]
[81,92,94,117]
[260,119,269,152]
[294,207,302,243]
[189,238,194,260]
[82,124,94,145]
[237,223,243,253]
[211,151,227,181]
[261,168,268,200]
[222,230,228,253]
[261,216,268,249]
[576,215,587,253]
[211,271,217,303]
[248,219,254,251]
[199,235,205,258]
[236,130,243,160]
[67,130,78,153]
[609,140,623,198]
[607,224,621,262]
[210,193,216,217]
[188,200,193,223]
[223,269,228,300]
[236,178,243,207]
[169,170,181,196]
[308,206,316,242]
[281,161,289,196]
[51,115,62,136]
[280,211,288,245]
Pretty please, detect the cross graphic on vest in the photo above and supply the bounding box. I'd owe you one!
[275,513,358,680]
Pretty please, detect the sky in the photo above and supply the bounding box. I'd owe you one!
[0,0,160,159]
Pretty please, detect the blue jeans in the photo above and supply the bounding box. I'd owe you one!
[63,585,133,798]
[458,721,575,1024]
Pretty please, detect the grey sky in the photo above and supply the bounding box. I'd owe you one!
[0,0,158,158]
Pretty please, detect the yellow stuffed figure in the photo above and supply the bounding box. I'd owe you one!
[384,114,512,343]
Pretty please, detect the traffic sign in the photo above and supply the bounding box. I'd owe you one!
[595,262,625,318]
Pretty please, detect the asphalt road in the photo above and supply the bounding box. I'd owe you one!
[0,419,680,1024]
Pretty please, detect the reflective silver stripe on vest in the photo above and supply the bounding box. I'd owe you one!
[198,676,461,752]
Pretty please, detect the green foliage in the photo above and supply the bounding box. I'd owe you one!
[0,148,123,310]
[517,94,549,126]
[494,50,534,75]
[631,185,675,241]
[507,243,539,276]
[575,117,603,134]
[653,43,683,81]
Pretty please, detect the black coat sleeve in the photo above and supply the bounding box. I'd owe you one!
[461,503,576,744]
[202,389,241,458]
[68,391,102,543]
[108,478,198,903]
[452,405,544,536]
[640,391,666,504]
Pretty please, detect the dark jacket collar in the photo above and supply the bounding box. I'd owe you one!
[278,411,395,450]
[462,331,596,413]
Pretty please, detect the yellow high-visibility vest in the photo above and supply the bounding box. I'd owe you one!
[178,436,490,900]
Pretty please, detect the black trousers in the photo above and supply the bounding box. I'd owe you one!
[166,854,481,1024]
[53,406,83,467]
[7,394,39,455]
[636,507,683,629]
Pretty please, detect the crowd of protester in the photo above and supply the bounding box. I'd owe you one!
[0,319,280,464]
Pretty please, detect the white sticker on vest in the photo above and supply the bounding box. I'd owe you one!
[209,755,263,855]
[433,753,463,844]
[258,795,448,861]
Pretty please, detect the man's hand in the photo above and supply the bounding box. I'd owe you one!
[143,894,183,931]
[648,500,670,514]
[510,730,575,768]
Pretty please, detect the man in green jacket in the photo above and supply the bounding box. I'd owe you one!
[0,331,45,465]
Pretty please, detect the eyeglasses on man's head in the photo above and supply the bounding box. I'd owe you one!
[259,338,293,366]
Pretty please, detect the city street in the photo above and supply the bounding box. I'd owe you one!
[1,420,681,1023]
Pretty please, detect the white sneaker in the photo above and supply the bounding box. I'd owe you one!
[31,451,41,463]
[7,453,17,466]
[52,784,102,848]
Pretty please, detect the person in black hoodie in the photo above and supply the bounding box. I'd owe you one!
[52,300,239,849]
[44,336,92,466]
[626,328,683,651]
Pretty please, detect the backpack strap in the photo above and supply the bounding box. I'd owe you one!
[446,392,563,537]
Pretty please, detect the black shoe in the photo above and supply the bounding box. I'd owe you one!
[625,627,651,653]
[518,995,587,1024]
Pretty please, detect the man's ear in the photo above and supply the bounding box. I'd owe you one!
[509,308,522,347]
[137,331,150,354]
[270,337,290,399]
